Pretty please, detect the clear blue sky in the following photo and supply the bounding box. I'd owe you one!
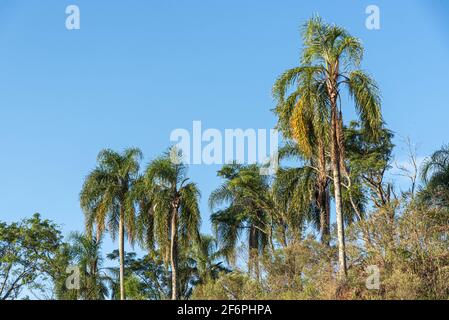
[1,0,448,256]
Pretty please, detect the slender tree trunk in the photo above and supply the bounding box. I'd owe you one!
[119,208,126,300]
[281,224,288,248]
[318,186,329,245]
[170,204,179,300]
[331,107,348,280]
[248,226,260,281]
[319,188,331,246]
[317,142,330,245]
[325,189,331,238]
[327,67,348,280]
[93,227,101,280]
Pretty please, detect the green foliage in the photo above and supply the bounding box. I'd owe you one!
[339,121,395,224]
[0,213,63,300]
[133,148,202,299]
[80,148,143,299]
[194,201,449,300]
[106,234,228,300]
[274,145,328,244]
[420,145,449,206]
[210,163,272,269]
[273,16,383,150]
[106,251,169,300]
[1,16,448,301]
[66,232,108,300]
[345,202,449,300]
[80,148,143,242]
[137,148,202,257]
[192,271,262,300]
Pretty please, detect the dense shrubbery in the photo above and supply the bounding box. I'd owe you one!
[193,201,449,300]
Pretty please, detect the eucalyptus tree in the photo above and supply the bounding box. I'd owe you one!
[273,16,382,279]
[80,148,142,300]
[210,163,273,277]
[138,148,201,300]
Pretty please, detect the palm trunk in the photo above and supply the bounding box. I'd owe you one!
[170,204,179,300]
[319,189,331,246]
[331,107,348,280]
[248,226,260,280]
[317,142,330,245]
[281,224,288,248]
[119,208,126,300]
[325,189,330,240]
[93,227,101,280]
[327,67,348,280]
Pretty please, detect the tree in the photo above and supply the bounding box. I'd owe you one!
[105,251,159,300]
[193,235,230,285]
[344,121,394,209]
[421,145,449,206]
[210,164,272,277]
[273,60,332,245]
[80,148,142,300]
[0,214,62,300]
[106,235,227,300]
[67,232,109,299]
[274,143,331,245]
[139,148,201,300]
[272,16,383,279]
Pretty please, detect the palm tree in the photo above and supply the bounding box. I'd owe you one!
[139,148,201,300]
[68,232,108,300]
[275,142,331,245]
[210,163,272,277]
[80,148,142,300]
[421,145,449,206]
[273,16,382,279]
[273,60,331,245]
[193,235,230,284]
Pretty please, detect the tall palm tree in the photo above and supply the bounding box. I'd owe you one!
[273,16,382,279]
[139,148,201,300]
[80,148,142,300]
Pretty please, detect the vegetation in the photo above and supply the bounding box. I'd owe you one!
[80,148,143,300]
[273,16,382,280]
[0,214,62,299]
[134,149,202,299]
[0,16,448,300]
